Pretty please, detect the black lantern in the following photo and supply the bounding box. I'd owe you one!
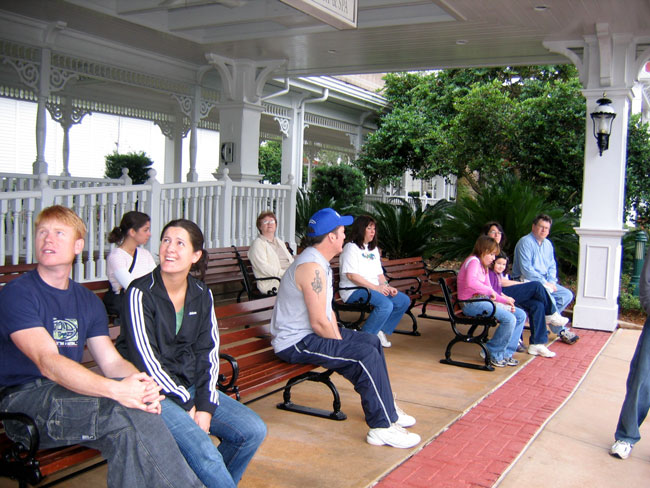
[590,95,616,156]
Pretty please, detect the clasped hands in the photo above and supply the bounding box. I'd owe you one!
[377,283,397,296]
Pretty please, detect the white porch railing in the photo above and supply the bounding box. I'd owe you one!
[1,171,129,191]
[1,170,294,282]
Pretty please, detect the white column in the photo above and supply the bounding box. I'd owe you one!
[547,27,641,331]
[33,47,51,175]
[218,102,264,182]
[205,54,285,182]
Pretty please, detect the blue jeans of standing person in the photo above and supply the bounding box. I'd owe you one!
[504,281,556,345]
[276,326,398,428]
[461,301,527,361]
[345,289,411,335]
[615,319,650,445]
[0,378,203,488]
[161,388,267,488]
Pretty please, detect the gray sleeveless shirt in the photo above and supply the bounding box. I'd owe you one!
[270,246,333,353]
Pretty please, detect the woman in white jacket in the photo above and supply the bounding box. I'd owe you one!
[248,211,294,295]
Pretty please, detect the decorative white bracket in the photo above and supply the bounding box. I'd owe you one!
[274,116,290,138]
[205,53,286,104]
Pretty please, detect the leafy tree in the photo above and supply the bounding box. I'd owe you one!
[511,78,586,210]
[311,164,366,208]
[258,140,282,184]
[625,114,650,226]
[354,66,588,209]
[104,151,153,184]
[430,173,578,274]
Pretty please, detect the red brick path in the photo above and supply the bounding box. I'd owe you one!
[376,329,611,488]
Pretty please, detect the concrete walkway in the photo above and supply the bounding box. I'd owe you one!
[3,315,647,488]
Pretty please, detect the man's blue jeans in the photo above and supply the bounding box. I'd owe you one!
[503,281,556,345]
[546,283,574,333]
[461,301,526,361]
[345,289,411,335]
[0,379,203,488]
[161,389,266,488]
[615,319,650,445]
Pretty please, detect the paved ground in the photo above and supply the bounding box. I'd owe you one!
[2,314,648,488]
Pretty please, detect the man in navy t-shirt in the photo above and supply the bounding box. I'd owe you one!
[0,205,202,488]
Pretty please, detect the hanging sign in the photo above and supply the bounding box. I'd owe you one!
[280,0,357,29]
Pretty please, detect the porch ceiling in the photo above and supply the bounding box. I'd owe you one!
[2,0,649,77]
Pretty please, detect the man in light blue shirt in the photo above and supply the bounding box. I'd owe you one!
[512,214,579,344]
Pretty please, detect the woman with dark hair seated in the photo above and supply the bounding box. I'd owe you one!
[120,219,267,487]
[104,211,157,317]
[482,222,569,357]
[339,215,410,348]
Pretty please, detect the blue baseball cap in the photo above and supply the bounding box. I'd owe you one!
[307,208,354,237]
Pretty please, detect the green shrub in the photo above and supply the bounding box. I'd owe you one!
[104,151,154,184]
[259,140,281,184]
[618,273,643,313]
[430,173,578,274]
[311,164,366,208]
[368,198,453,259]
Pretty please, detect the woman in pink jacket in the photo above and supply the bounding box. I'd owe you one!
[457,235,527,367]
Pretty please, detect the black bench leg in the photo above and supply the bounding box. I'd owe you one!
[276,370,347,421]
[393,302,421,336]
[439,336,495,372]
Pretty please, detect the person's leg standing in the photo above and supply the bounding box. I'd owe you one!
[615,321,650,445]
[160,394,236,488]
[0,381,203,488]
[210,390,267,484]
[382,291,411,335]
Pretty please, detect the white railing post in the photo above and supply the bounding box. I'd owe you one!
[285,174,297,251]
[218,169,232,248]
[145,169,162,256]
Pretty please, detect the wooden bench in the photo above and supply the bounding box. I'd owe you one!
[0,273,116,488]
[232,245,293,302]
[437,276,499,372]
[215,296,346,420]
[199,247,248,303]
[382,257,456,335]
[330,257,377,330]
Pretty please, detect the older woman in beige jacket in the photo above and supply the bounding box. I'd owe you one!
[249,211,294,294]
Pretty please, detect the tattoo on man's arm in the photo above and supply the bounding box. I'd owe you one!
[311,270,323,295]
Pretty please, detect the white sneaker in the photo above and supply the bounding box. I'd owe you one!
[545,312,569,328]
[377,330,392,348]
[394,401,416,428]
[610,440,632,459]
[367,424,421,448]
[527,343,556,358]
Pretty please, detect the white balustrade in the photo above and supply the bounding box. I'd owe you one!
[1,172,292,281]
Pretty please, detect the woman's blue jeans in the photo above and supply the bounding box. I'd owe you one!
[161,388,267,488]
[461,301,526,361]
[615,319,650,445]
[345,289,411,335]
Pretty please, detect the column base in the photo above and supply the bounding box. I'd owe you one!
[572,302,618,331]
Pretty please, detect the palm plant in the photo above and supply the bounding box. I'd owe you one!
[368,198,452,259]
[295,188,336,245]
[431,173,578,273]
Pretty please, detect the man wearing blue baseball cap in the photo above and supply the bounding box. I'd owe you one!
[270,208,420,449]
